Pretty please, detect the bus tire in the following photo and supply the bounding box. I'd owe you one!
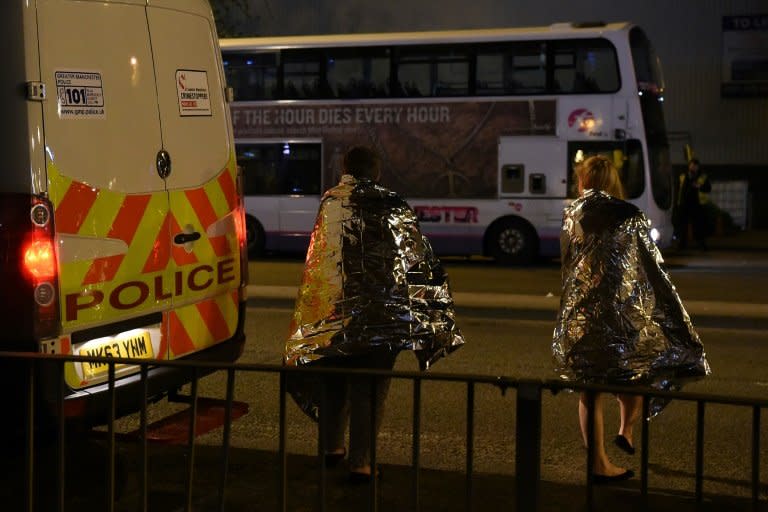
[486,218,538,265]
[245,215,265,258]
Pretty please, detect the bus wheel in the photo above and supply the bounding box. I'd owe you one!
[245,215,265,258]
[487,218,538,265]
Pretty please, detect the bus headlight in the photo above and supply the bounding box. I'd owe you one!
[650,227,660,243]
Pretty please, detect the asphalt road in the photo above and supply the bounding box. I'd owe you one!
[247,248,768,305]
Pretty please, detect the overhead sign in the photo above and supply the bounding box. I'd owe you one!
[721,14,768,97]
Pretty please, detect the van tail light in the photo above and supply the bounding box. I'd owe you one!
[0,194,61,346]
[24,239,56,280]
[25,196,60,339]
[234,165,249,290]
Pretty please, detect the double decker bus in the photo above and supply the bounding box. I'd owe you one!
[221,21,673,264]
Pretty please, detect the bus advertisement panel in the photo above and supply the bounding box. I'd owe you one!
[232,100,555,198]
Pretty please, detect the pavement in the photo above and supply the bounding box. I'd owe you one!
[12,436,763,512]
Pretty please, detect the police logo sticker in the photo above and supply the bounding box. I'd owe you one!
[176,69,211,116]
[55,70,105,119]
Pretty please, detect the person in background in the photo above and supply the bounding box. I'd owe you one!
[285,145,465,483]
[676,158,712,250]
[553,155,710,484]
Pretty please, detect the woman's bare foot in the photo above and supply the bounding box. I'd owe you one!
[592,460,628,478]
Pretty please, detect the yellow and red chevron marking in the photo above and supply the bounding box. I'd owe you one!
[142,211,200,273]
[48,152,242,329]
[185,188,230,257]
[50,158,239,288]
[83,194,151,285]
[54,181,99,234]
[162,289,240,359]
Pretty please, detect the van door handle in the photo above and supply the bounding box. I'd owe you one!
[174,232,201,244]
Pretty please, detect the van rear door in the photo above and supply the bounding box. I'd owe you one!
[147,2,243,360]
[37,0,173,387]
[37,0,243,388]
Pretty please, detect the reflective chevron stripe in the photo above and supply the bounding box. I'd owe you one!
[165,289,240,358]
[48,153,243,389]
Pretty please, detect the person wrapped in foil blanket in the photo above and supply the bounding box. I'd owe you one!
[285,157,465,422]
[553,188,711,409]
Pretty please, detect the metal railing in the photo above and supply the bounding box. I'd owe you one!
[1,351,765,512]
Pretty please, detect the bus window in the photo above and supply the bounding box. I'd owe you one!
[476,42,547,95]
[529,173,547,194]
[223,52,278,101]
[648,144,673,210]
[501,164,525,193]
[476,52,505,95]
[507,42,547,94]
[325,47,390,98]
[630,26,672,211]
[237,142,322,196]
[283,51,330,99]
[567,140,644,199]
[395,46,470,97]
[630,27,664,94]
[552,39,620,93]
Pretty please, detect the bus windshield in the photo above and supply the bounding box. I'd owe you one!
[567,140,644,199]
[631,26,673,210]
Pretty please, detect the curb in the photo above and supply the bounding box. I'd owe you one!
[246,285,768,320]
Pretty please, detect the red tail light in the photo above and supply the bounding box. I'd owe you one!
[234,165,249,289]
[24,239,56,280]
[0,194,61,345]
[233,204,246,247]
[27,197,59,339]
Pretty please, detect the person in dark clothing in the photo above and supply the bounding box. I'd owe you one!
[676,158,712,250]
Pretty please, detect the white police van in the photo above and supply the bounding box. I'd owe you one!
[0,0,248,428]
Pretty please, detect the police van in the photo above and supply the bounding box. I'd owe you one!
[0,0,247,425]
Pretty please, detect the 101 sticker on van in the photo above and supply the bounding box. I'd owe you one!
[55,69,105,119]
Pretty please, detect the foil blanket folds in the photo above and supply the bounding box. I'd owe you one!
[552,190,710,415]
[285,175,465,420]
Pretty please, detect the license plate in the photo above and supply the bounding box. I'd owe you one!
[78,330,154,380]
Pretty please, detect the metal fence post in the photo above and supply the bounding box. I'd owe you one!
[516,381,542,512]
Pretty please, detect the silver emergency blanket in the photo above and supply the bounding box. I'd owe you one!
[553,190,710,414]
[285,175,465,418]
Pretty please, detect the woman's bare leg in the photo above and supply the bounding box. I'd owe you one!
[617,393,643,446]
[579,392,627,476]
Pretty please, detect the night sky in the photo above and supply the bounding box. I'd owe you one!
[233,0,663,36]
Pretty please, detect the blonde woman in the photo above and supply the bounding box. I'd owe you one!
[553,155,709,483]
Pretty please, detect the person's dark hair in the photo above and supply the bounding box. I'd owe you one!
[343,146,381,181]
[689,158,700,166]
